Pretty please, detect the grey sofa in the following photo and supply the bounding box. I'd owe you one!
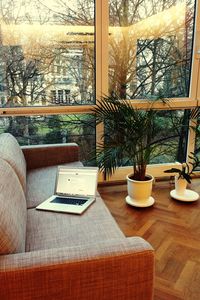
[0,133,154,300]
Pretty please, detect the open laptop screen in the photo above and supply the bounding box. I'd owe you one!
[55,167,98,197]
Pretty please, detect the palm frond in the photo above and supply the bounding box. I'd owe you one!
[96,144,125,179]
[190,107,200,119]
[164,168,181,174]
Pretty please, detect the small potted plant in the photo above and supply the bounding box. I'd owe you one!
[164,153,200,200]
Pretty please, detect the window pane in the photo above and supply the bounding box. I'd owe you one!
[109,0,195,99]
[0,0,95,107]
[0,114,96,164]
[104,109,187,166]
[149,110,188,164]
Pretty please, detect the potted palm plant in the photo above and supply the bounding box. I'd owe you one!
[92,95,176,207]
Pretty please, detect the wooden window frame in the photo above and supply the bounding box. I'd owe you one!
[0,0,200,181]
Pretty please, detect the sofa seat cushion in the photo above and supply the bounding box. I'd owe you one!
[0,133,26,191]
[26,161,83,208]
[0,159,27,255]
[26,195,124,252]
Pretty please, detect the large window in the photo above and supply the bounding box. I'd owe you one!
[0,0,199,178]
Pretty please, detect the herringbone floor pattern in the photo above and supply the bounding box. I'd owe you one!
[98,179,200,300]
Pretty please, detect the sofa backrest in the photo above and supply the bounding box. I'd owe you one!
[0,133,26,191]
[0,158,27,255]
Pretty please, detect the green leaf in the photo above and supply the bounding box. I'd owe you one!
[182,173,191,184]
[164,168,181,174]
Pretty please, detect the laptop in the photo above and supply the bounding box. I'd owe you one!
[36,166,98,214]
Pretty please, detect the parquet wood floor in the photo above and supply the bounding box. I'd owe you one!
[98,179,200,300]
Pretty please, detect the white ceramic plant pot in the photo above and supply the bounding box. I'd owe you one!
[127,173,154,203]
[175,175,187,196]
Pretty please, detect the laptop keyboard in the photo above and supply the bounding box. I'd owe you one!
[51,197,88,206]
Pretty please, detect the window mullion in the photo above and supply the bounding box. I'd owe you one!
[95,0,109,181]
[197,59,200,103]
[190,0,200,101]
[96,0,108,99]
[186,119,197,160]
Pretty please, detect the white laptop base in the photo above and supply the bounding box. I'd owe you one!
[36,195,95,214]
[36,167,98,215]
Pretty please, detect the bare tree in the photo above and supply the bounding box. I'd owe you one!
[108,0,195,99]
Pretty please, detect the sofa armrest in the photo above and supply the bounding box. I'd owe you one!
[0,237,154,300]
[21,143,80,170]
